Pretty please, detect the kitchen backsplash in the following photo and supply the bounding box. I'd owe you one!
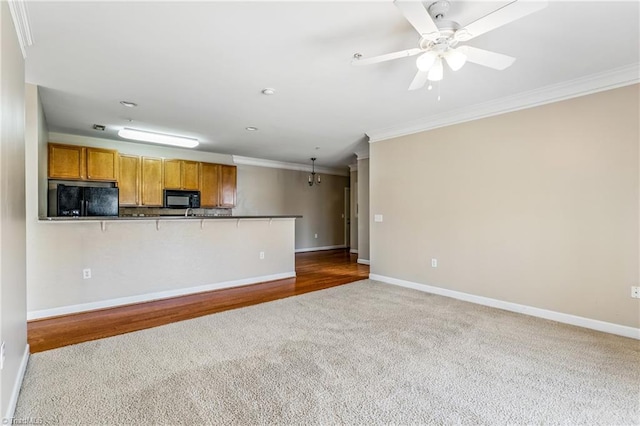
[119,207,232,217]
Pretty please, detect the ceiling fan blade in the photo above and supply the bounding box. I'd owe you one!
[394,0,439,36]
[457,46,515,70]
[408,70,429,91]
[351,48,423,66]
[462,0,548,41]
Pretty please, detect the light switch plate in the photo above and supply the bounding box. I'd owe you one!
[374,214,383,222]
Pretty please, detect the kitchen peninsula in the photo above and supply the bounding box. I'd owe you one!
[29,214,301,320]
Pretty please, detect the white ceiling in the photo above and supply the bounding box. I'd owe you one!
[23,1,640,169]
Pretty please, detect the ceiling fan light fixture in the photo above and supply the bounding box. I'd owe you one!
[427,57,444,81]
[444,48,467,71]
[416,51,438,72]
[118,128,199,148]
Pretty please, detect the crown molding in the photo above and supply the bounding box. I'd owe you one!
[232,155,349,176]
[349,163,358,172]
[366,63,640,143]
[355,147,369,160]
[7,0,33,59]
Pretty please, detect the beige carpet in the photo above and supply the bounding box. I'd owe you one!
[14,280,640,425]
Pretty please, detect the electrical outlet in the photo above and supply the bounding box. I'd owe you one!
[0,341,5,370]
[259,251,265,260]
[632,287,640,299]
[83,268,91,279]
[431,258,438,268]
[314,233,318,239]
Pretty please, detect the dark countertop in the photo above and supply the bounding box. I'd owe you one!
[40,215,302,222]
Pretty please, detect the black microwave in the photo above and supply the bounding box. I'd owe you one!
[164,190,200,208]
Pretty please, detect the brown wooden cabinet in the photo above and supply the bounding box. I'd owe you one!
[141,157,164,207]
[48,144,85,180]
[164,159,199,190]
[86,147,118,181]
[219,165,237,208]
[118,155,163,207]
[118,155,140,206]
[49,143,118,181]
[199,163,220,208]
[198,163,237,208]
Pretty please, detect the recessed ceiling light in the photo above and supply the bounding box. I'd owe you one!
[120,101,138,108]
[261,88,275,95]
[245,126,258,131]
[118,128,199,148]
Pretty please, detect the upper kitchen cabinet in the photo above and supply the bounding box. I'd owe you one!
[48,143,118,181]
[118,155,163,207]
[164,159,199,190]
[118,154,140,206]
[48,143,85,180]
[141,157,164,206]
[219,165,237,208]
[86,147,119,181]
[199,162,220,208]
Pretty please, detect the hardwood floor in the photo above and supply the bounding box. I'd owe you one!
[28,249,369,353]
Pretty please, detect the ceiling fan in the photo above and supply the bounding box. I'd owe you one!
[352,0,548,90]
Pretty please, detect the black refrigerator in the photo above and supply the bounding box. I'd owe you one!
[52,184,119,217]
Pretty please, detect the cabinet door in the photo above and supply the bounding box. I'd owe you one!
[199,163,220,208]
[48,144,85,179]
[141,157,163,206]
[86,147,118,181]
[163,159,182,189]
[219,165,237,208]
[182,161,200,190]
[118,155,140,206]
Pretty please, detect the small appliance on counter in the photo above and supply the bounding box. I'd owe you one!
[49,183,119,217]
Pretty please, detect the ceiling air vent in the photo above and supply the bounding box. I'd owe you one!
[92,124,106,131]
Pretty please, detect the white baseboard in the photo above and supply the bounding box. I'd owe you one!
[370,274,640,340]
[27,272,296,320]
[350,249,358,254]
[4,344,30,422]
[295,245,346,253]
[357,258,370,265]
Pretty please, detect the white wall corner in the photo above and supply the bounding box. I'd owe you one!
[365,63,640,143]
[349,163,358,172]
[7,0,33,59]
[233,155,349,177]
[3,344,30,422]
[369,274,640,340]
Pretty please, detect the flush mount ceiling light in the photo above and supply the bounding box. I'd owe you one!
[118,128,199,148]
[245,126,258,131]
[261,88,276,95]
[120,101,138,108]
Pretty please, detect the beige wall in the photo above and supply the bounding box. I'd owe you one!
[235,165,349,250]
[370,84,639,328]
[0,3,27,418]
[357,158,370,262]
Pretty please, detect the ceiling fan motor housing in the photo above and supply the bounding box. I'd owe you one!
[427,0,451,21]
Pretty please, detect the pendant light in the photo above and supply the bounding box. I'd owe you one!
[308,158,321,186]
